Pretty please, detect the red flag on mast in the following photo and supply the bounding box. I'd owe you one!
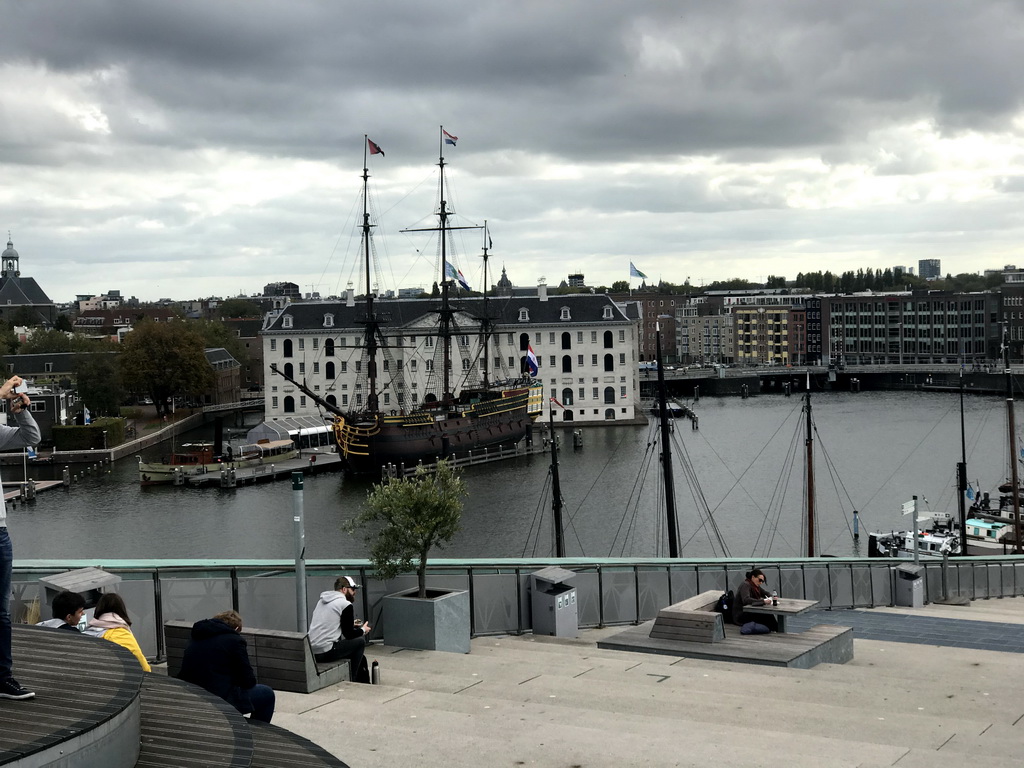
[368,138,385,156]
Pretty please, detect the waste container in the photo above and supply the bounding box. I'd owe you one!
[894,563,924,608]
[38,567,121,611]
[530,566,578,637]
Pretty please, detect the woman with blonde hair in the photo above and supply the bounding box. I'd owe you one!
[84,592,151,671]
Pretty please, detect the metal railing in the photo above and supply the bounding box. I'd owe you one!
[12,555,1023,662]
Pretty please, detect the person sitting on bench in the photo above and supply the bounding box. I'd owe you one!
[732,569,779,633]
[37,590,85,632]
[308,576,371,680]
[177,610,275,723]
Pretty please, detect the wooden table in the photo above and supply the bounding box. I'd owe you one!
[744,598,819,633]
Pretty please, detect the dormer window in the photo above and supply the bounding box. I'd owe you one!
[323,313,334,328]
[560,306,571,321]
[518,308,530,322]
[282,315,293,329]
[602,306,613,320]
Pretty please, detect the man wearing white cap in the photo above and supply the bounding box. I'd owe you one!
[307,575,371,680]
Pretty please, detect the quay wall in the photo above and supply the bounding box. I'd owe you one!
[10,555,1024,663]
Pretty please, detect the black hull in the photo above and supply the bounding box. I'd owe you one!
[340,408,532,475]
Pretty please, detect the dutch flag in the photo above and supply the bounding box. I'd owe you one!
[526,345,539,376]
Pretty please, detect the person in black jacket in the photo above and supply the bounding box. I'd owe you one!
[177,610,275,723]
[731,569,779,632]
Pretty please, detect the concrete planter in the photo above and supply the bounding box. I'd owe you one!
[382,588,471,653]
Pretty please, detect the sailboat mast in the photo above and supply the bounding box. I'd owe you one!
[957,363,968,555]
[480,222,490,388]
[362,137,379,413]
[655,322,679,558]
[438,127,453,405]
[549,406,565,557]
[1004,326,1022,553]
[805,374,815,557]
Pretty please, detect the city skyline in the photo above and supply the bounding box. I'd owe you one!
[4,2,1024,302]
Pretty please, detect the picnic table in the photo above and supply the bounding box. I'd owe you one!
[744,597,819,633]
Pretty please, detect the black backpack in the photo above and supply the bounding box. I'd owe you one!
[354,656,371,684]
[715,590,735,624]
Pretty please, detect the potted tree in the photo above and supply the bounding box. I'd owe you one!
[353,460,470,652]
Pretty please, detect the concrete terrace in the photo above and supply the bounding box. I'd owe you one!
[262,598,1024,768]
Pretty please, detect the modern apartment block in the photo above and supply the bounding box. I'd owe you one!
[918,259,941,280]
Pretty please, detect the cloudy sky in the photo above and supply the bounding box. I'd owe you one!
[3,1,1023,303]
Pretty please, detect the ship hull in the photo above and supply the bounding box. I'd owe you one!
[337,384,542,475]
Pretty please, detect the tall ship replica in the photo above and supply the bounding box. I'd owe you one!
[273,130,543,475]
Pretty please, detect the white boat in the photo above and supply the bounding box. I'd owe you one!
[138,439,298,485]
[867,511,961,558]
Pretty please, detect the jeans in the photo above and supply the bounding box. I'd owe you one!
[0,527,12,680]
[239,683,275,724]
[314,635,366,681]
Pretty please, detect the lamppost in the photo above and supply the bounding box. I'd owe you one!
[102,430,108,450]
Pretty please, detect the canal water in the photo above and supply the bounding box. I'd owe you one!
[4,390,1012,561]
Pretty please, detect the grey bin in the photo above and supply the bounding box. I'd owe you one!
[894,563,924,608]
[38,567,121,610]
[530,566,578,638]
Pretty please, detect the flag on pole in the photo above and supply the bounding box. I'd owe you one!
[966,485,975,501]
[367,138,385,156]
[629,262,648,280]
[26,446,36,460]
[526,345,539,376]
[445,261,471,290]
[443,129,458,146]
[550,396,565,409]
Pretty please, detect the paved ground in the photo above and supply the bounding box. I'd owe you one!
[264,597,1024,767]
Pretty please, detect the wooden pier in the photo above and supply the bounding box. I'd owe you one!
[175,452,344,488]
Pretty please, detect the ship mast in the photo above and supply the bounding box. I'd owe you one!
[402,126,481,407]
[479,222,491,388]
[360,136,380,414]
[805,372,816,557]
[1004,325,1022,553]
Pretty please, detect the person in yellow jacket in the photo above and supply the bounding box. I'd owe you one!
[84,592,151,672]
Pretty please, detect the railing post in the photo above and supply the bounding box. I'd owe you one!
[468,566,475,637]
[231,567,240,612]
[153,569,165,663]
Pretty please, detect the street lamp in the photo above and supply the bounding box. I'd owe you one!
[102,430,108,450]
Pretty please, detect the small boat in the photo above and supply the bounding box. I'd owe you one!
[867,511,961,558]
[138,439,298,485]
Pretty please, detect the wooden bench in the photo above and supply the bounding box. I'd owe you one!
[648,590,725,643]
[164,620,350,694]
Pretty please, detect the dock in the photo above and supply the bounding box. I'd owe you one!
[171,452,344,487]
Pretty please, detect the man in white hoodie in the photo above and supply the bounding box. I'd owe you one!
[307,576,370,680]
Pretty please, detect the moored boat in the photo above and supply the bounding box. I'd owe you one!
[138,439,297,485]
[272,131,543,476]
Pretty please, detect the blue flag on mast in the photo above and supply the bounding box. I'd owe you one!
[630,262,648,280]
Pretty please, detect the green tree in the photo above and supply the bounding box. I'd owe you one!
[353,460,467,598]
[218,298,261,318]
[54,314,73,332]
[9,306,41,327]
[610,280,630,293]
[188,319,247,366]
[120,320,214,415]
[74,352,124,417]
[19,330,113,355]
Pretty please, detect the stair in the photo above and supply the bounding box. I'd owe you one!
[1,625,349,767]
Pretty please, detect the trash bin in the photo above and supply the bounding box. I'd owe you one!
[38,567,121,611]
[530,566,578,637]
[894,564,924,608]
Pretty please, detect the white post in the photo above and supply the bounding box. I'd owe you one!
[292,471,307,633]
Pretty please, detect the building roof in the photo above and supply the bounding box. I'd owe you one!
[263,293,631,334]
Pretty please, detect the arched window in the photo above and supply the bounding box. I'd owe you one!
[283,339,293,358]
[519,332,530,351]
[604,408,616,420]
[604,354,614,372]
[323,313,334,328]
[518,308,530,322]
[562,409,574,421]
[325,338,335,356]
[326,395,337,407]
[603,386,616,404]
[561,355,572,373]
[284,362,294,378]
[561,331,571,349]
[326,361,335,379]
[561,387,574,406]
[284,396,296,413]
[462,358,471,371]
